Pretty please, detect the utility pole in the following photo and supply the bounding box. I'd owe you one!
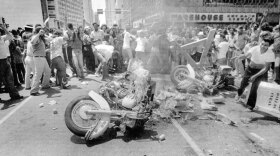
[130,0,132,26]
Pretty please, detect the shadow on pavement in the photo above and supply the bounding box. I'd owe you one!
[81,77,102,84]
[70,135,87,144]
[122,128,158,143]
[41,88,61,98]
[0,96,28,110]
[65,85,82,90]
[250,116,280,124]
[70,127,158,147]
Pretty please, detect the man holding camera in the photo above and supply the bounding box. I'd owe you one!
[30,25,51,96]
[0,24,23,101]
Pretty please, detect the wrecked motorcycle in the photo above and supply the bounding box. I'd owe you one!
[64,70,155,141]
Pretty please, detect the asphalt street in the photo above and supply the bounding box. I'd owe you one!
[0,75,197,156]
[1,74,280,156]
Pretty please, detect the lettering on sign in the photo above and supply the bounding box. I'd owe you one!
[170,13,256,23]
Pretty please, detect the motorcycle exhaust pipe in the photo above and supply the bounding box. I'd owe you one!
[85,110,112,115]
[85,110,136,116]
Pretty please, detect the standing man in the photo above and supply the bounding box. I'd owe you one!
[30,26,51,96]
[122,25,135,71]
[216,34,230,65]
[273,25,280,84]
[90,22,104,68]
[233,26,250,77]
[64,23,77,77]
[83,26,95,73]
[0,24,23,101]
[50,30,70,89]
[236,36,275,109]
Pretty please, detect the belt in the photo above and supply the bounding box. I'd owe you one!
[34,56,45,58]
[249,64,263,70]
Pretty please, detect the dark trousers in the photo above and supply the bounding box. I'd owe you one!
[16,63,25,83]
[10,58,20,86]
[275,66,280,84]
[66,46,77,75]
[242,59,245,69]
[237,66,268,108]
[0,58,20,98]
[62,46,68,63]
[82,45,95,72]
[51,56,67,87]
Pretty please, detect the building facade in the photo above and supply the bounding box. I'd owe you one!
[105,0,116,27]
[47,0,84,29]
[104,0,124,27]
[83,0,94,26]
[0,0,46,29]
[121,0,132,27]
[129,0,280,28]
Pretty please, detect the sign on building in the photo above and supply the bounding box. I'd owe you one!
[97,9,103,14]
[115,9,121,14]
[169,13,256,23]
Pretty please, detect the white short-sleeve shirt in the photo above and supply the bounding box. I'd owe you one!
[217,41,230,59]
[95,44,114,62]
[123,31,132,49]
[50,37,64,60]
[0,35,10,59]
[26,41,34,57]
[248,46,275,65]
[135,37,148,52]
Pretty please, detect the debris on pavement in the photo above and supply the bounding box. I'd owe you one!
[210,95,225,104]
[250,132,265,141]
[215,112,236,126]
[200,98,218,111]
[206,149,213,155]
[158,134,166,141]
[150,134,166,142]
[81,81,89,85]
[48,100,57,105]
[52,127,58,130]
[240,117,252,124]
[154,90,195,119]
[53,109,58,114]
[39,103,44,108]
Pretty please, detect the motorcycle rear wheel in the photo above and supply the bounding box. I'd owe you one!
[64,95,109,137]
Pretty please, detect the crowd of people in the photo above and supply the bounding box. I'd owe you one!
[170,18,280,110]
[0,14,280,111]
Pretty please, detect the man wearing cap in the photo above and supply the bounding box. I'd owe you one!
[0,24,23,101]
[24,33,34,90]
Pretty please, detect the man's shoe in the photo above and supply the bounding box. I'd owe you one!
[30,92,40,96]
[11,95,24,100]
[25,87,31,90]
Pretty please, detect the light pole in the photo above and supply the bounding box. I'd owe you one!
[130,0,132,26]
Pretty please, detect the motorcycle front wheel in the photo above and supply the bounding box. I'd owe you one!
[64,95,110,137]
